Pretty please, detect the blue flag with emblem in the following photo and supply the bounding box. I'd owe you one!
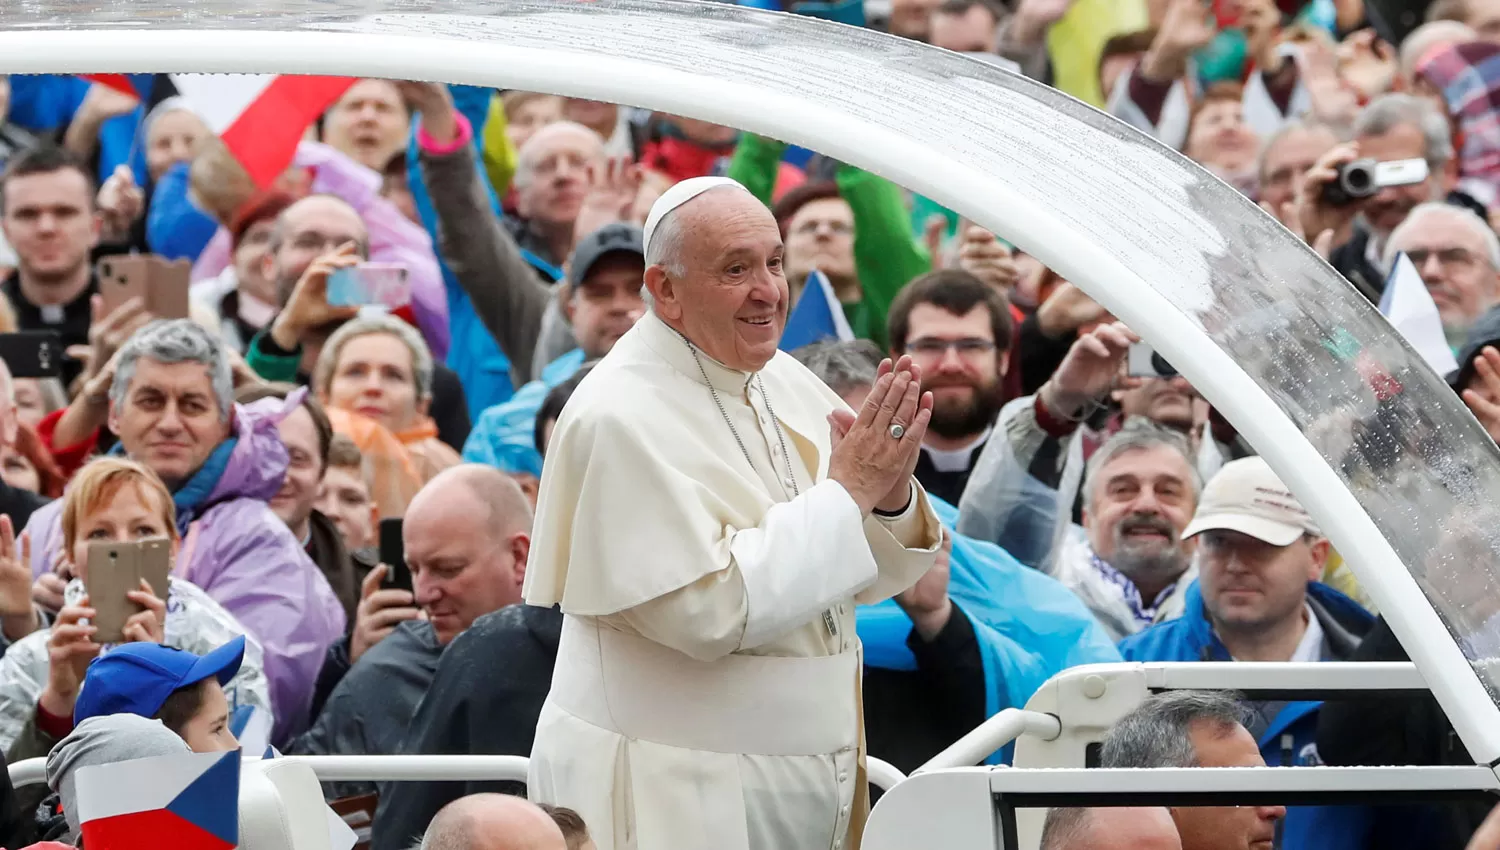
[780,270,855,352]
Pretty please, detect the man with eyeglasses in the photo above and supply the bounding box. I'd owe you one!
[1118,456,1375,850]
[243,193,472,449]
[1383,202,1500,350]
[886,269,1013,505]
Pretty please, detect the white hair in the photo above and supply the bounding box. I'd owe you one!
[111,319,233,421]
[1354,93,1455,168]
[1383,202,1500,269]
[1399,20,1478,78]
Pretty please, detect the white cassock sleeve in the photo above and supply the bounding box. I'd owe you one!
[528,390,942,663]
[617,479,940,660]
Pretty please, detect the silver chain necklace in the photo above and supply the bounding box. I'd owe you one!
[677,333,800,498]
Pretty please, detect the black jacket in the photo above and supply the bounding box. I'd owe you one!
[1317,616,1493,850]
[370,604,562,850]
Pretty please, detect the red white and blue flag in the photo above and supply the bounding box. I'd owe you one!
[83,73,355,188]
[75,749,240,850]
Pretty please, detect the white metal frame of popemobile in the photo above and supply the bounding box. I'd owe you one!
[4,3,1500,849]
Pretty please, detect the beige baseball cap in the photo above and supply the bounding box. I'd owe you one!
[1182,456,1320,546]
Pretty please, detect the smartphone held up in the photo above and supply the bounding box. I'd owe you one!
[83,537,171,645]
[327,263,412,310]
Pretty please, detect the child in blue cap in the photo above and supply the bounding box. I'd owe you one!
[72,635,247,753]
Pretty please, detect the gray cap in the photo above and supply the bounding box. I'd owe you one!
[47,714,192,841]
[567,222,645,289]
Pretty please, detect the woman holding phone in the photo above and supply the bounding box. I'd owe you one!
[0,457,272,759]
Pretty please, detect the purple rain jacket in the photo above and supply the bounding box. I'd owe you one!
[22,391,347,743]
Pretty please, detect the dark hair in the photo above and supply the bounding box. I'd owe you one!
[535,365,595,457]
[0,143,97,214]
[229,190,297,251]
[770,180,842,237]
[886,269,1014,353]
[535,804,592,850]
[153,677,213,736]
[235,382,334,472]
[934,0,1004,20]
[1100,29,1157,63]
[382,151,409,182]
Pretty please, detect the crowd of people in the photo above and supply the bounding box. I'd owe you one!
[0,0,1496,847]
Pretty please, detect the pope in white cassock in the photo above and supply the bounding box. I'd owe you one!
[524,175,944,850]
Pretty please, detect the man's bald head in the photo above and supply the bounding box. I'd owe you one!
[420,794,567,850]
[403,465,534,644]
[1041,806,1182,850]
[265,193,370,308]
[408,464,534,542]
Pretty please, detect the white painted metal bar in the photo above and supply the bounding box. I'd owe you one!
[918,709,1061,774]
[8,753,908,792]
[988,765,1500,795]
[1143,661,1427,691]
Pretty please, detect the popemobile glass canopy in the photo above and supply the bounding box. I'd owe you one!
[6,0,1500,767]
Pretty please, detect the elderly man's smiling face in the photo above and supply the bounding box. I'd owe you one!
[649,188,790,372]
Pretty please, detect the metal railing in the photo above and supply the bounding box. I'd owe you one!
[9,753,909,793]
[917,708,1061,773]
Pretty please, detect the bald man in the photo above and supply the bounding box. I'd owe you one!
[1040,807,1183,850]
[291,465,533,798]
[420,795,567,850]
[525,177,941,850]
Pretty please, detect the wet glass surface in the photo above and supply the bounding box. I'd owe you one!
[7,0,1500,702]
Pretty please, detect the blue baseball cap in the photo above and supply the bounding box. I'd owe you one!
[73,636,246,726]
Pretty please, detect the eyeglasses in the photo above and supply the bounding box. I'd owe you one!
[906,337,997,358]
[1406,248,1484,269]
[792,220,853,237]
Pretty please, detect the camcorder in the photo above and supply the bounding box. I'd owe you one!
[1319,158,1429,207]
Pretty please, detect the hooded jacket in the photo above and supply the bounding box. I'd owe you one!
[1119,580,1375,850]
[22,394,346,744]
[45,715,191,844]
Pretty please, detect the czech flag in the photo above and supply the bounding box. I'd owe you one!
[83,73,356,189]
[780,269,855,352]
[75,750,239,850]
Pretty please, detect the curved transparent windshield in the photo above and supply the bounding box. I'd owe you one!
[9,0,1500,707]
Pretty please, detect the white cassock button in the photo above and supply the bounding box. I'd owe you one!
[839,771,848,782]
[842,805,850,815]
[783,477,795,488]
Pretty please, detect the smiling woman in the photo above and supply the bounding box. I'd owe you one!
[313,313,460,497]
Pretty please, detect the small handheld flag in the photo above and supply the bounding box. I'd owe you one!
[76,750,240,850]
[780,269,855,352]
[1380,252,1460,376]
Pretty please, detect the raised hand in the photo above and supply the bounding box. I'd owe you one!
[827,356,934,516]
[1142,0,1219,82]
[396,81,459,145]
[1462,346,1500,443]
[39,598,101,719]
[121,578,167,644]
[956,226,1020,293]
[0,518,38,642]
[896,530,953,640]
[350,565,422,665]
[268,242,362,352]
[1293,142,1363,248]
[574,156,643,243]
[1040,321,1137,419]
[97,165,146,243]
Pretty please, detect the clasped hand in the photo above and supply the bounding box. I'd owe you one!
[827,356,933,516]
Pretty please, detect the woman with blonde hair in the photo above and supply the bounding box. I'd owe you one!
[313,314,459,517]
[0,457,271,759]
